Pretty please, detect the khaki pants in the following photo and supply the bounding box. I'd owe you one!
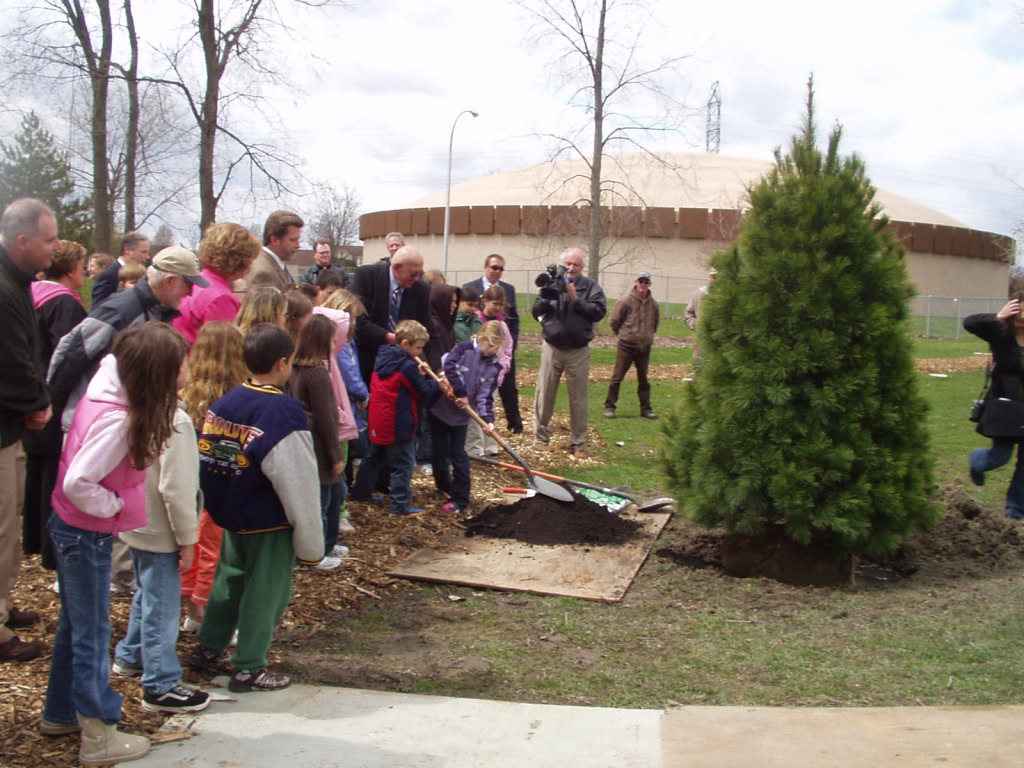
[0,443,27,643]
[534,341,591,452]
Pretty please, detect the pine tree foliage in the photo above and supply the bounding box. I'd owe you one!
[0,112,92,246]
[661,81,937,557]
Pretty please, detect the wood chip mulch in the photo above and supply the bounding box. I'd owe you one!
[0,397,610,767]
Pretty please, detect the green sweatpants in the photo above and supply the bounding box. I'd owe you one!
[197,528,294,671]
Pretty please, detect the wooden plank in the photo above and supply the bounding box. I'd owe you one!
[388,510,671,603]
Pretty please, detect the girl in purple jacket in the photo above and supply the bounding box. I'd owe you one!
[430,321,505,514]
[42,323,188,766]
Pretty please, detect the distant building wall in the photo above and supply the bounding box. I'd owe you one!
[360,205,1015,303]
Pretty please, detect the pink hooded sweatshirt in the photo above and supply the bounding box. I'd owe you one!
[50,354,147,534]
[312,306,359,442]
[31,280,86,311]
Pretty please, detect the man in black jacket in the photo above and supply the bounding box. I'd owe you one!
[532,247,606,459]
[351,245,440,383]
[90,231,149,307]
[0,198,59,662]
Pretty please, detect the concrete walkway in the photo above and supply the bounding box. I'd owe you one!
[135,681,1024,767]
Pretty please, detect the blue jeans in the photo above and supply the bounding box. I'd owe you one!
[320,482,344,555]
[971,440,1024,519]
[44,515,122,725]
[351,440,416,514]
[429,414,470,508]
[114,548,183,695]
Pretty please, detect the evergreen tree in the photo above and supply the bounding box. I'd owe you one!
[0,112,92,246]
[661,80,937,557]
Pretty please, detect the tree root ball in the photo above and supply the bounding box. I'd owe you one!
[720,524,855,587]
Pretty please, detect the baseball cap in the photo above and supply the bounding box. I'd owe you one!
[636,271,652,281]
[152,246,209,288]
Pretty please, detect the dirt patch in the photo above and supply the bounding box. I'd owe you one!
[463,491,643,546]
[654,482,1024,587]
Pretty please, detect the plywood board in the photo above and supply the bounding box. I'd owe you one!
[388,510,671,602]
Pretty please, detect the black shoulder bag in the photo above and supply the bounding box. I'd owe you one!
[976,365,1024,438]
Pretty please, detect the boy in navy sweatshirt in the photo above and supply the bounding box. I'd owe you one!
[351,320,449,516]
[189,323,323,693]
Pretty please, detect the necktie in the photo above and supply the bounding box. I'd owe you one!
[389,287,401,332]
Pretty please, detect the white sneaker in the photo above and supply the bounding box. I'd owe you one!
[331,544,350,558]
[338,518,356,535]
[181,617,202,633]
[310,556,342,571]
[416,463,433,476]
[229,629,238,647]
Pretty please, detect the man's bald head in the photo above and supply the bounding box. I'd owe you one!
[391,246,425,289]
[561,247,585,280]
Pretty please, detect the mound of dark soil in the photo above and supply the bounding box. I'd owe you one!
[654,483,1024,586]
[464,491,642,546]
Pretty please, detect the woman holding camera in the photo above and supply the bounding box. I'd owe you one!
[965,268,1024,519]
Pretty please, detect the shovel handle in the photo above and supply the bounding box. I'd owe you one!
[415,357,504,445]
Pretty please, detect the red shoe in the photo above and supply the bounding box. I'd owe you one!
[0,635,41,662]
[5,606,40,629]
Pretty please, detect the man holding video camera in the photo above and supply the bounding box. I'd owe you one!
[532,247,606,459]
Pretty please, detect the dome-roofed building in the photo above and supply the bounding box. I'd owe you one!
[359,152,1014,307]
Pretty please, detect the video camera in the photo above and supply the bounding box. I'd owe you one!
[535,263,566,301]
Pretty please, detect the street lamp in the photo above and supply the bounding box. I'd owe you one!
[443,109,479,275]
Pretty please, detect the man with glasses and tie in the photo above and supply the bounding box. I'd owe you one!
[351,245,440,385]
[463,254,523,433]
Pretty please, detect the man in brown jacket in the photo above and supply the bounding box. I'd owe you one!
[604,271,660,420]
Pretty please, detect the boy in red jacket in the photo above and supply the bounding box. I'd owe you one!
[350,320,448,516]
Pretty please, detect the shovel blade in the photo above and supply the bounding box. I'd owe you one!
[532,475,574,503]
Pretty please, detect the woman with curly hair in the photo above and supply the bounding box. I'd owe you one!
[23,240,87,570]
[174,222,261,343]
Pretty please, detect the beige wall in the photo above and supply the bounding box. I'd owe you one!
[365,231,1010,308]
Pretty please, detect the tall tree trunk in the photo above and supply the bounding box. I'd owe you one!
[122,0,139,233]
[197,0,220,235]
[64,0,114,251]
[587,0,606,279]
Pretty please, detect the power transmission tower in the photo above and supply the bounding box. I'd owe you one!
[706,81,721,154]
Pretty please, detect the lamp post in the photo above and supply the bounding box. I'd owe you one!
[443,109,478,275]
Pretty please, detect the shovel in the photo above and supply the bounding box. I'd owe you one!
[417,359,573,503]
[470,454,675,512]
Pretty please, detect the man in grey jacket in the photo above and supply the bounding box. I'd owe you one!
[532,247,606,459]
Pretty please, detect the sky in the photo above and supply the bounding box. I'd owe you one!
[4,0,1024,242]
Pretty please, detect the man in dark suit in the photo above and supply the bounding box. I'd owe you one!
[464,253,523,433]
[351,245,440,384]
[90,231,149,307]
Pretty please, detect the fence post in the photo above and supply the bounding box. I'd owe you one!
[925,295,932,338]
[955,298,962,339]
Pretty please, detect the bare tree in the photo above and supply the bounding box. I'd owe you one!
[516,0,690,277]
[308,182,362,261]
[146,0,346,235]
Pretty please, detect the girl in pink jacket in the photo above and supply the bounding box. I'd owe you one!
[42,323,188,767]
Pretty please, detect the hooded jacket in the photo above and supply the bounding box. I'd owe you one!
[50,354,147,533]
[367,344,441,445]
[48,276,179,430]
[429,282,460,353]
[610,287,660,349]
[22,281,86,455]
[119,401,201,553]
[430,339,502,427]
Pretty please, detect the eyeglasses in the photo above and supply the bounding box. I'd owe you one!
[408,270,424,279]
[637,279,651,284]
[487,265,504,272]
